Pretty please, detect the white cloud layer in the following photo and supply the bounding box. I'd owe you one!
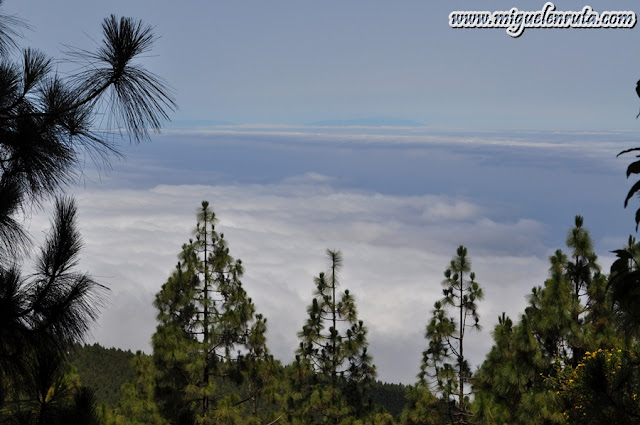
[19,125,634,384]
[19,176,564,384]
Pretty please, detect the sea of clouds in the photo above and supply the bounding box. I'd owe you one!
[22,126,634,383]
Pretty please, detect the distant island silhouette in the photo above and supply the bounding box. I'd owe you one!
[308,118,426,127]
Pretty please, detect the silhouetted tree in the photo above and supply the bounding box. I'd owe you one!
[622,79,640,230]
[0,4,175,422]
[608,236,640,339]
[605,84,640,339]
[0,4,176,259]
[0,197,107,423]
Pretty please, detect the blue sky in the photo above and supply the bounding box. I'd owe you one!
[7,0,640,128]
[8,0,640,384]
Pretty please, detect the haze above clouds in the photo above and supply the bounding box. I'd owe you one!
[4,0,640,129]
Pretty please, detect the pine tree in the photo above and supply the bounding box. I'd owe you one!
[0,198,107,424]
[0,6,175,260]
[419,245,482,425]
[609,235,640,338]
[472,313,553,425]
[524,217,611,367]
[0,4,174,422]
[106,352,169,425]
[151,201,273,425]
[473,216,613,425]
[397,385,442,425]
[288,249,376,424]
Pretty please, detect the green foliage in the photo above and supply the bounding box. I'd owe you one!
[618,146,640,230]
[0,341,104,425]
[397,385,441,425]
[0,199,107,425]
[73,338,405,424]
[106,352,169,425]
[0,4,175,260]
[473,216,613,425]
[287,249,376,424]
[0,4,173,423]
[418,245,482,424]
[609,236,640,338]
[473,311,568,425]
[151,201,274,425]
[550,347,640,424]
[0,198,106,378]
[368,382,409,419]
[69,344,135,408]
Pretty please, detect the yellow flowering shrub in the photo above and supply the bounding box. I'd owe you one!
[550,348,640,424]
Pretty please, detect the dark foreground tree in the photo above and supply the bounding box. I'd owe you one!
[621,79,640,230]
[287,249,376,424]
[0,3,176,259]
[606,83,640,340]
[0,3,175,423]
[151,201,276,425]
[609,236,640,338]
[0,197,106,423]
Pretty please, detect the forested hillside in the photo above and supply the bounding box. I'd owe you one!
[69,344,136,408]
[369,382,409,418]
[69,343,409,417]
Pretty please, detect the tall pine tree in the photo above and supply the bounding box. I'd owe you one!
[419,245,483,425]
[0,5,174,423]
[288,249,375,424]
[151,201,274,425]
[473,216,612,425]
